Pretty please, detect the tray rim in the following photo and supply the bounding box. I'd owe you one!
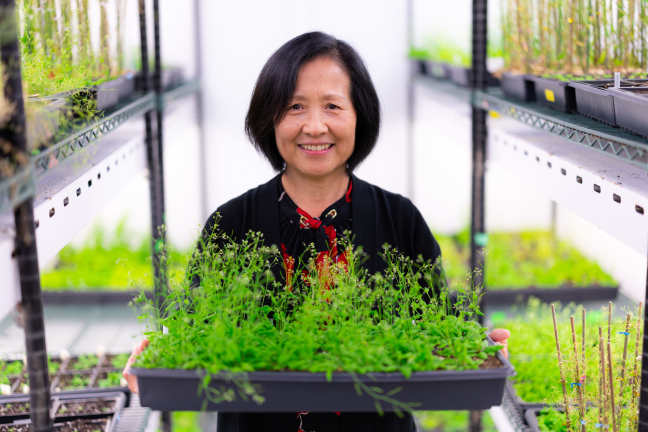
[131,337,515,383]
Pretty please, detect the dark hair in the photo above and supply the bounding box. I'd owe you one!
[245,32,381,173]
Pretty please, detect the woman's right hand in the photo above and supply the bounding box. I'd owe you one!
[122,339,149,395]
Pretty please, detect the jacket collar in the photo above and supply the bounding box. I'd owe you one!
[350,174,377,276]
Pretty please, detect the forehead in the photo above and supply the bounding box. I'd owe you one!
[293,56,351,97]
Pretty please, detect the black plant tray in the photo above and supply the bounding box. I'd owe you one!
[523,407,548,432]
[569,80,648,127]
[446,65,500,87]
[1,415,115,432]
[131,345,514,412]
[528,76,577,113]
[607,87,648,140]
[52,392,126,422]
[501,73,536,102]
[41,290,150,305]
[424,61,451,80]
[483,285,618,305]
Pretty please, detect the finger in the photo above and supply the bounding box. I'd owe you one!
[489,328,511,343]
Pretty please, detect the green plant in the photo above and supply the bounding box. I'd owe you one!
[171,412,202,432]
[133,227,501,413]
[67,375,91,390]
[492,298,643,422]
[415,411,497,432]
[41,221,187,291]
[435,230,616,289]
[96,372,122,389]
[70,355,98,371]
[501,0,647,75]
[109,354,130,369]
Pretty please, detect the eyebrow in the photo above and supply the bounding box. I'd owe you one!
[291,94,347,100]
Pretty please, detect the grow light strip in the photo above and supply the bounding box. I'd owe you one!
[475,90,648,168]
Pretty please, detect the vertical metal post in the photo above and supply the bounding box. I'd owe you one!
[639,261,648,430]
[0,2,52,432]
[469,0,488,428]
[151,0,168,298]
[193,0,208,220]
[138,0,166,315]
[405,0,415,199]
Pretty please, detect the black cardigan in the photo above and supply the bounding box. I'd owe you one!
[198,174,443,432]
[201,173,442,281]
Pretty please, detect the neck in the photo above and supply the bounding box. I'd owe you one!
[281,167,350,217]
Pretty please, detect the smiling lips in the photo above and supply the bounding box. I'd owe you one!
[298,144,333,152]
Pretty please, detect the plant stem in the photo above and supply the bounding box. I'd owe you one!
[618,313,631,401]
[607,340,617,432]
[582,309,586,366]
[608,302,612,345]
[100,0,110,76]
[551,304,572,427]
[570,316,585,432]
[599,326,606,427]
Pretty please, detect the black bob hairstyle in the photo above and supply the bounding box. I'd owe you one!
[245,31,381,173]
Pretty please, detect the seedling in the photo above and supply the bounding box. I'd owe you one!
[133,227,502,411]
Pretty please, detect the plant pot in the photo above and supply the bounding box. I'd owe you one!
[0,98,67,151]
[448,65,472,87]
[482,285,618,305]
[93,78,122,111]
[501,72,536,102]
[424,61,450,80]
[131,343,514,412]
[410,59,426,76]
[568,80,648,127]
[116,73,136,102]
[528,76,577,113]
[135,67,184,92]
[447,65,499,87]
[607,87,648,139]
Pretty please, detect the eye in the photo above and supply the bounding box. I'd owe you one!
[327,104,339,109]
[290,104,302,110]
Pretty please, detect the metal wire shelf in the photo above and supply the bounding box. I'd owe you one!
[0,81,200,213]
[416,73,648,169]
[474,88,648,169]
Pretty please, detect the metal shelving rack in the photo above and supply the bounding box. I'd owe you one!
[0,0,203,430]
[412,1,648,430]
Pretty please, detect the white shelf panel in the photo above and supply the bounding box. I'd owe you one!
[488,116,648,256]
[0,96,198,318]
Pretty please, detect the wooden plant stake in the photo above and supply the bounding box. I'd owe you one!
[551,304,572,425]
[618,313,631,400]
[582,309,586,366]
[632,302,643,431]
[607,341,617,432]
[633,303,643,387]
[608,302,612,344]
[571,316,585,432]
[598,327,606,426]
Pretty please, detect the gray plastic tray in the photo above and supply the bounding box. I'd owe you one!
[131,344,515,412]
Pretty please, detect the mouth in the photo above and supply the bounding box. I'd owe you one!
[298,143,334,152]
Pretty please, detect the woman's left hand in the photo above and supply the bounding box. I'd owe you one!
[489,328,511,358]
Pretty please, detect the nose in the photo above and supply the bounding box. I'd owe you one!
[302,109,328,137]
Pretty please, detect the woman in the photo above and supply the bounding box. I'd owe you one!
[124,31,509,432]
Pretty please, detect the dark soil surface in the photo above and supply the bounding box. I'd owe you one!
[56,400,115,416]
[54,374,92,391]
[56,419,107,432]
[479,355,504,370]
[0,424,31,432]
[0,402,30,415]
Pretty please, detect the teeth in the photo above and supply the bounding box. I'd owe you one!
[302,144,332,151]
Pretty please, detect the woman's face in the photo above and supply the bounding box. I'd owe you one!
[275,56,357,179]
